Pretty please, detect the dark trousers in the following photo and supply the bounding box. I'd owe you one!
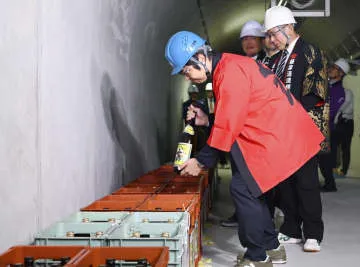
[264,188,281,218]
[318,152,336,189]
[219,151,227,165]
[278,156,324,242]
[229,146,279,261]
[318,125,339,188]
[337,119,354,175]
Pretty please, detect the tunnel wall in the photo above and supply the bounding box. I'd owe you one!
[0,0,202,250]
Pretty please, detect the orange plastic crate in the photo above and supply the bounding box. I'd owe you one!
[96,194,150,202]
[112,183,164,194]
[207,168,216,209]
[200,170,209,188]
[136,194,200,228]
[159,182,203,195]
[133,174,172,184]
[159,181,210,235]
[0,246,86,266]
[189,225,202,267]
[69,247,169,267]
[171,176,203,184]
[170,175,207,193]
[81,201,141,211]
[81,194,150,211]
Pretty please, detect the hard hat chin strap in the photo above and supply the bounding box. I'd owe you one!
[189,56,211,77]
[279,26,290,48]
[189,44,212,77]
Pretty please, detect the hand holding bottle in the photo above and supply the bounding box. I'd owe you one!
[179,158,203,176]
[187,104,209,126]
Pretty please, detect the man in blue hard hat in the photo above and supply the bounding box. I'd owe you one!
[164,30,324,267]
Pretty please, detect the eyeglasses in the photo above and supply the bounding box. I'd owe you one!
[266,26,286,39]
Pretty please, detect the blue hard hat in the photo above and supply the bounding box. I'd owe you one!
[165,31,206,75]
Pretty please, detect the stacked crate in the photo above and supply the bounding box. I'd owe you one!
[107,212,190,267]
[69,247,170,267]
[0,246,85,266]
[0,246,169,267]
[0,164,215,267]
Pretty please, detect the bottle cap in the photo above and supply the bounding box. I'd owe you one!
[95,231,103,237]
[108,218,116,223]
[132,231,141,238]
[161,232,170,238]
[66,231,75,237]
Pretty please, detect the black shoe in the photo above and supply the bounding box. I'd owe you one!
[220,214,238,227]
[321,185,337,192]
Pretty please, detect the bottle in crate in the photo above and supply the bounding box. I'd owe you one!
[105,258,116,267]
[24,257,34,267]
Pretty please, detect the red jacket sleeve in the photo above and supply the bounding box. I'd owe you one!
[207,60,251,151]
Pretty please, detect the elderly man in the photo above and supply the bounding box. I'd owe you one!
[264,5,328,252]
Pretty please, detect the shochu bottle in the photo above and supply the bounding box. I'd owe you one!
[173,117,195,173]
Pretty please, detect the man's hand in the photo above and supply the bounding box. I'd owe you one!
[179,158,203,176]
[187,104,209,126]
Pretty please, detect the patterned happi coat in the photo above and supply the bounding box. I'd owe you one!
[270,38,330,153]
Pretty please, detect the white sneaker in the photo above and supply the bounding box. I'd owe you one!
[303,239,321,252]
[278,232,302,244]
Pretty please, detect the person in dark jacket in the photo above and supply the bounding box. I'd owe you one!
[264,5,327,252]
[319,58,350,191]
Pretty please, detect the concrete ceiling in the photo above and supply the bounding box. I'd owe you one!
[198,0,360,60]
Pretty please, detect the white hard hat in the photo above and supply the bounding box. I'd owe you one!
[188,84,199,93]
[205,83,212,91]
[334,58,350,74]
[240,20,265,39]
[264,6,296,31]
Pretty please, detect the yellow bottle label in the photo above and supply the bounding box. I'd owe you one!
[174,142,192,167]
[184,125,195,135]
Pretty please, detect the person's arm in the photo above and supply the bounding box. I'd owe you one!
[195,143,219,168]
[335,89,354,123]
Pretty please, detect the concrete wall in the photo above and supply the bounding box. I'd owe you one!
[0,0,201,250]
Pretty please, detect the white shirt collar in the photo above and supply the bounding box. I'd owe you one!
[286,36,300,56]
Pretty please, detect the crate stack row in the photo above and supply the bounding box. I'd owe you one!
[0,246,169,266]
[0,165,217,267]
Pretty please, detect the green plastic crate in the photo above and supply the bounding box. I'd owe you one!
[108,223,189,267]
[34,222,114,246]
[123,212,190,227]
[62,211,130,224]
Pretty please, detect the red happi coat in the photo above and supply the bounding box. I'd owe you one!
[207,53,323,195]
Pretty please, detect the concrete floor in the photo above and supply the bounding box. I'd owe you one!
[201,168,360,267]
